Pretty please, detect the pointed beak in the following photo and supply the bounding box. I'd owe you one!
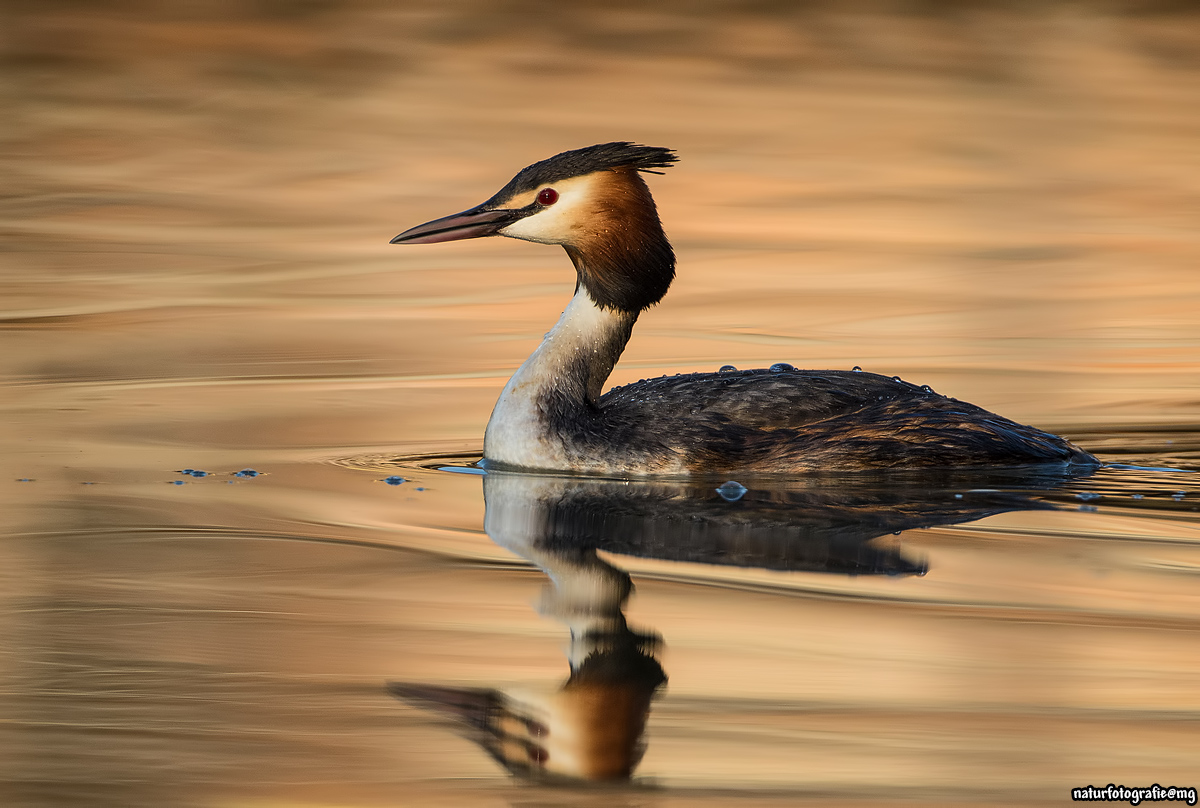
[390,205,521,245]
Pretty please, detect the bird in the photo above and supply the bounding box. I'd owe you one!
[391,142,1097,476]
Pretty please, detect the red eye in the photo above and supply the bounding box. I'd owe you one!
[537,188,558,206]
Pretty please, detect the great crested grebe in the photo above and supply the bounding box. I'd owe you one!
[391,142,1097,475]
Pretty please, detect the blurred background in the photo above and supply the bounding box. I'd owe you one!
[6,0,1200,437]
[4,2,1200,806]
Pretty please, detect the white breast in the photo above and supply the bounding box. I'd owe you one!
[483,287,620,470]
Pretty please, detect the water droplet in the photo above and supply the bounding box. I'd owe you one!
[234,469,260,478]
[1079,504,1098,513]
[921,385,933,393]
[891,376,902,382]
[770,363,794,373]
[383,476,406,486]
[1131,493,1144,500]
[954,493,963,499]
[189,470,209,477]
[17,478,34,482]
[716,481,747,502]
[178,469,194,475]
[1076,492,1102,501]
[170,480,185,486]
[852,366,862,372]
[1172,492,1186,501]
[719,365,737,372]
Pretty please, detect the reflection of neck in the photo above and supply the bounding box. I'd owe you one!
[484,287,635,468]
[525,544,635,669]
[482,471,664,670]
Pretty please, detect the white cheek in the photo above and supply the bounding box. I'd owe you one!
[499,213,556,243]
[498,177,596,244]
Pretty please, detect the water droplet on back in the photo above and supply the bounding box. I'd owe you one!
[719,365,737,372]
[770,362,794,373]
[716,480,748,502]
[852,366,862,372]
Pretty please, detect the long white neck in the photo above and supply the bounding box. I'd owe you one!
[484,287,635,470]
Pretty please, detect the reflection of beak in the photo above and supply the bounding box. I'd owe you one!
[388,677,660,782]
[390,205,522,244]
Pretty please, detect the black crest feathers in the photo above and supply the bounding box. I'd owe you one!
[498,143,677,197]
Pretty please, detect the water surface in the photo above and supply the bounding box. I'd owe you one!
[4,3,1200,806]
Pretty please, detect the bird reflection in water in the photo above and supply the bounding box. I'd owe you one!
[390,468,1080,782]
[391,528,663,781]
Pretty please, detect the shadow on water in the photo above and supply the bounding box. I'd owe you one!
[389,460,1121,783]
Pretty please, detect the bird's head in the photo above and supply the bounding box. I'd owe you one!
[392,142,677,312]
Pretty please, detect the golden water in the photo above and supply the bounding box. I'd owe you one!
[3,3,1200,806]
